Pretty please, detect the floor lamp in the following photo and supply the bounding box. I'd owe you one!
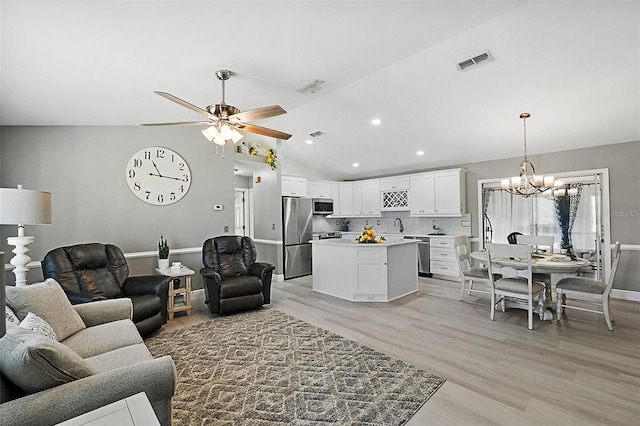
[0,185,52,286]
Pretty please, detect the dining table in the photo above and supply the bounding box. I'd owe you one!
[470,250,591,320]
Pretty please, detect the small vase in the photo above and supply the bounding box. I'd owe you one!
[158,258,169,269]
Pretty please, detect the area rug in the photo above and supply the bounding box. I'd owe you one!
[145,308,445,425]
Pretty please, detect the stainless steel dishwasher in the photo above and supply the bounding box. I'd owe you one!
[403,236,431,277]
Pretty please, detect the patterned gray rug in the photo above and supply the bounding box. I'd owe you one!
[145,308,445,425]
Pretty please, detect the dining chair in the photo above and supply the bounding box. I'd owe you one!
[515,234,554,298]
[507,232,522,244]
[454,236,494,301]
[556,242,621,331]
[453,236,490,300]
[486,243,546,330]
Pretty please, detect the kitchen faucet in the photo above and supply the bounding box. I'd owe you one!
[393,217,404,233]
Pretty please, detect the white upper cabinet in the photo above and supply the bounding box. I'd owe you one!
[379,176,410,191]
[308,180,333,199]
[434,169,466,216]
[281,175,308,197]
[409,169,466,217]
[409,173,436,215]
[337,182,354,216]
[331,183,341,216]
[360,179,381,216]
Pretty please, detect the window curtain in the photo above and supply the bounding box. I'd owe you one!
[554,183,583,247]
[484,189,532,244]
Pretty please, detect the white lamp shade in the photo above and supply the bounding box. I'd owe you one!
[0,187,52,225]
[202,125,218,142]
[231,128,243,143]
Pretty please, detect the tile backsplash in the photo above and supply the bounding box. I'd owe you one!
[313,212,472,237]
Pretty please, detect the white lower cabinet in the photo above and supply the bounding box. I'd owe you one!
[429,237,461,280]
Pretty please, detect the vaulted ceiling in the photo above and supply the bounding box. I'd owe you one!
[1,1,638,180]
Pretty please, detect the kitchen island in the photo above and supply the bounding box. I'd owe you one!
[311,238,418,302]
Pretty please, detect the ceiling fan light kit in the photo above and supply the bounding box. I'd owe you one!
[143,69,291,153]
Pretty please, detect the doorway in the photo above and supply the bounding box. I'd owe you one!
[234,189,250,236]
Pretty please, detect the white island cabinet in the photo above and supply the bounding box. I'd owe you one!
[311,239,418,302]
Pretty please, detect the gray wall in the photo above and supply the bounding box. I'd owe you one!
[1,126,236,289]
[458,140,640,292]
[2,126,638,292]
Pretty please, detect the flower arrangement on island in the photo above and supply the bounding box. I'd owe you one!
[356,227,385,243]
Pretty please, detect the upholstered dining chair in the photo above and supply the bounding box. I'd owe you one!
[556,242,621,331]
[454,236,494,301]
[515,234,554,298]
[486,243,546,330]
[200,235,275,315]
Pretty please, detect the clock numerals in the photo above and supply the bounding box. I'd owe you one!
[127,147,191,205]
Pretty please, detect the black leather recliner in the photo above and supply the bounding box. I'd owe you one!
[200,236,275,315]
[41,243,171,337]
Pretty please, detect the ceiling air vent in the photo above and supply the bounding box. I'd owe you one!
[309,131,323,138]
[456,50,494,72]
[297,79,326,95]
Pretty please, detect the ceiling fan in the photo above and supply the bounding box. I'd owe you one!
[143,69,291,144]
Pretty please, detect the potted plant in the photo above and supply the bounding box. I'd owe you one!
[158,235,170,269]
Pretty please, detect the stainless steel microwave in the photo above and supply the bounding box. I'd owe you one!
[312,198,334,215]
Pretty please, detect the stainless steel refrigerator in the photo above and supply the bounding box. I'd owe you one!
[283,196,313,279]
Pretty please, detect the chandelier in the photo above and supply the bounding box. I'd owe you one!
[501,113,555,197]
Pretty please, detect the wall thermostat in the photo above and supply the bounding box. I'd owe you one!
[214,205,224,211]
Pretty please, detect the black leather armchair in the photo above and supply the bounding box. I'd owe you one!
[41,243,171,337]
[200,236,275,315]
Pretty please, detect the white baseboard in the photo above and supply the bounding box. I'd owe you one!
[611,289,640,302]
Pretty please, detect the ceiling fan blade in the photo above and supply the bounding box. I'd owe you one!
[154,91,214,119]
[141,121,211,126]
[234,122,292,140]
[230,105,287,123]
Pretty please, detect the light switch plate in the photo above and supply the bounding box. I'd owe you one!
[214,205,224,211]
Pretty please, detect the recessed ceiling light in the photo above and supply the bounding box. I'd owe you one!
[416,150,425,156]
[371,118,381,125]
[306,139,313,144]
[352,162,359,167]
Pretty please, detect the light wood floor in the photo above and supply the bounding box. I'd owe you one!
[157,276,640,425]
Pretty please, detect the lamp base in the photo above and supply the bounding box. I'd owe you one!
[7,235,34,286]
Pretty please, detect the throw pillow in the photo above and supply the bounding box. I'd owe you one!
[19,312,58,341]
[5,279,86,341]
[5,305,20,329]
[0,327,96,393]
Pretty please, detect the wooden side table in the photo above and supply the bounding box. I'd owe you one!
[155,266,195,320]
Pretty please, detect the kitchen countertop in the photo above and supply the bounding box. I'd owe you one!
[311,238,418,247]
[334,232,470,239]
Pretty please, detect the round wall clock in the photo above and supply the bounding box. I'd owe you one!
[125,146,191,205]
